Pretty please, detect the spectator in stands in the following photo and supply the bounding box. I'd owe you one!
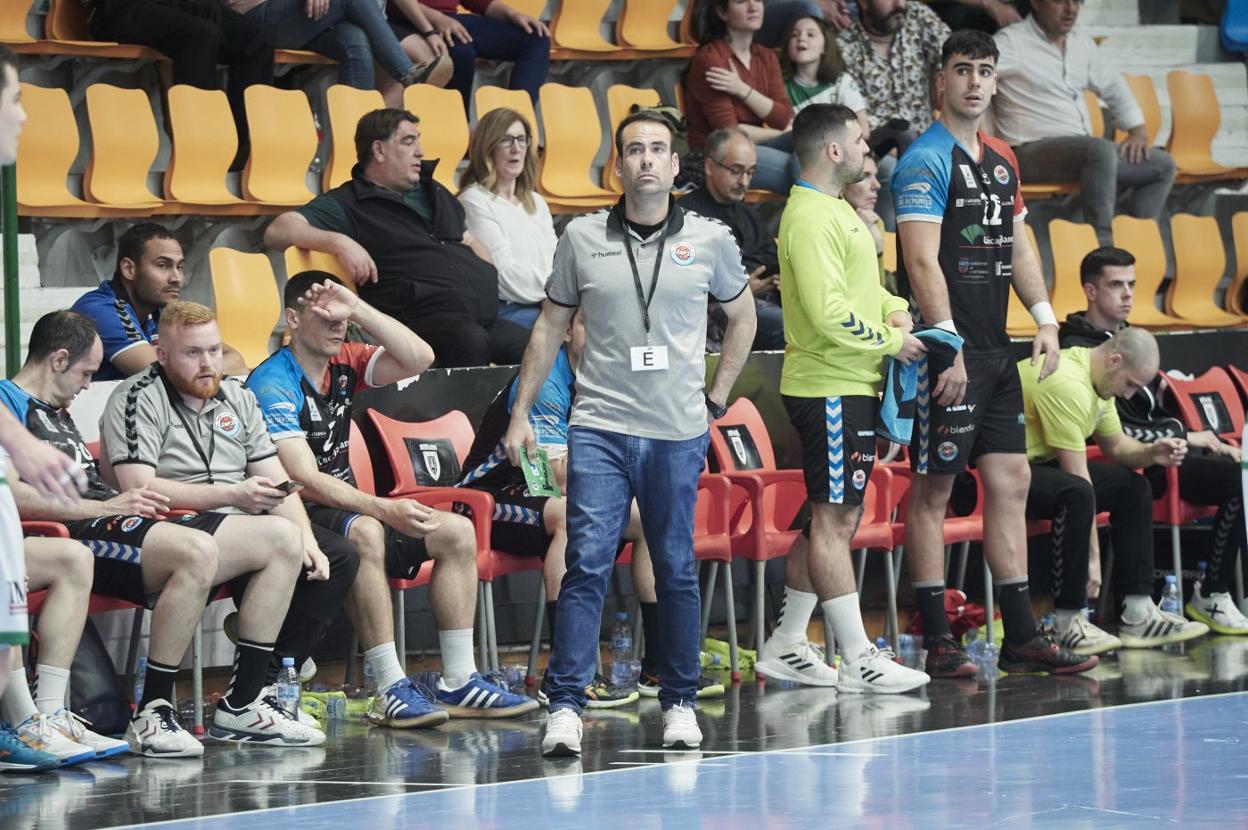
[1,539,129,767]
[458,108,556,331]
[90,0,272,163]
[72,224,248,381]
[248,272,538,720]
[1019,326,1210,649]
[927,0,1021,32]
[993,0,1177,244]
[755,1,851,47]
[380,0,452,106]
[237,0,445,91]
[685,0,798,194]
[836,0,950,226]
[680,127,784,351]
[842,152,893,290]
[264,109,529,368]
[2,310,312,756]
[1059,247,1248,635]
[780,14,868,131]
[101,302,360,748]
[393,0,550,106]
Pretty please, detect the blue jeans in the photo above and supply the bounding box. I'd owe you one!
[755,298,785,350]
[446,13,550,105]
[547,427,709,714]
[497,300,541,329]
[246,0,413,87]
[753,135,799,195]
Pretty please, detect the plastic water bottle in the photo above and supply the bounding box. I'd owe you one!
[276,657,301,718]
[1160,574,1182,615]
[897,633,920,668]
[1194,561,1208,600]
[362,661,376,698]
[966,637,999,672]
[610,612,633,688]
[133,656,146,705]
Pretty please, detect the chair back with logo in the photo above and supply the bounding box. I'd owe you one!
[1163,367,1246,443]
[366,409,474,496]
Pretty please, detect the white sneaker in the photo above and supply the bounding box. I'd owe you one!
[44,709,128,759]
[541,708,583,757]
[1187,589,1248,635]
[837,646,930,695]
[755,637,839,687]
[661,703,702,749]
[1058,615,1123,656]
[14,714,95,766]
[126,699,204,758]
[1119,602,1209,648]
[208,694,326,747]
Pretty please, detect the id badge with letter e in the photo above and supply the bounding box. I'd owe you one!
[630,345,669,372]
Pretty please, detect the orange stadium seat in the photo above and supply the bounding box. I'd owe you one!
[882,230,897,274]
[42,0,166,59]
[1048,219,1099,323]
[1109,216,1185,328]
[1167,214,1248,327]
[617,0,691,55]
[538,83,616,209]
[242,85,318,206]
[14,83,103,217]
[474,85,538,141]
[403,83,469,192]
[603,84,660,193]
[84,84,163,210]
[164,85,252,212]
[324,85,385,192]
[1166,71,1248,183]
[284,247,355,292]
[1006,224,1042,337]
[207,248,282,368]
[550,0,615,53]
[1118,74,1161,145]
[1229,212,1248,316]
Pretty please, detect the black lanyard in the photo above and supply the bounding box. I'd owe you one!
[172,400,217,485]
[622,221,670,337]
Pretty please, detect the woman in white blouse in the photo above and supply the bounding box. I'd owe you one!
[459,108,557,330]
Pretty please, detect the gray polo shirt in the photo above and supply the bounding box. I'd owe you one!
[546,199,748,441]
[102,366,278,510]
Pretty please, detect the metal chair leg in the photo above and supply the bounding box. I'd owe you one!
[983,558,995,646]
[483,581,500,672]
[192,625,204,735]
[884,548,899,652]
[476,583,489,671]
[527,581,547,685]
[722,561,740,681]
[393,587,407,675]
[1171,524,1183,600]
[1097,545,1115,623]
[632,607,644,661]
[753,560,766,650]
[822,615,835,667]
[1235,553,1245,608]
[700,561,719,642]
[854,547,867,592]
[955,541,971,591]
[125,608,144,694]
[345,633,358,686]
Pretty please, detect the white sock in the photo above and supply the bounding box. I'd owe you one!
[0,667,38,724]
[437,629,478,690]
[1054,608,1082,631]
[821,593,872,661]
[34,665,70,715]
[773,587,818,644]
[1122,594,1154,624]
[363,643,406,694]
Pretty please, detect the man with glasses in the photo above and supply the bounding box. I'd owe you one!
[681,127,785,351]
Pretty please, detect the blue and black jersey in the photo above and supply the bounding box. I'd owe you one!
[0,380,114,499]
[893,122,1027,354]
[70,279,160,382]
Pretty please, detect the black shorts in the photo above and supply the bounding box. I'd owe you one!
[456,482,553,559]
[783,394,878,506]
[59,512,227,608]
[306,505,432,582]
[911,350,1025,475]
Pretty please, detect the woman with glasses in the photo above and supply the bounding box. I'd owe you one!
[459,108,557,329]
[683,0,798,194]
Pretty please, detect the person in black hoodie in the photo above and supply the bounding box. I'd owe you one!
[1059,246,1248,635]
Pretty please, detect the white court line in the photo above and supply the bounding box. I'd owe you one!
[618,749,741,755]
[782,751,886,757]
[105,690,1248,830]
[221,780,452,788]
[609,761,733,767]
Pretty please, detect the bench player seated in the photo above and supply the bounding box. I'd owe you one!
[1,310,313,755]
[246,272,537,720]
[457,308,725,706]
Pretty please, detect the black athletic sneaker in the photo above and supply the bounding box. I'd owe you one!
[998,634,1099,675]
[923,634,978,678]
[637,670,726,699]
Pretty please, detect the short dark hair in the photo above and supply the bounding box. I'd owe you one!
[614,111,673,155]
[1080,246,1136,285]
[942,30,999,67]
[115,223,178,277]
[704,126,752,162]
[779,16,846,85]
[793,103,859,168]
[26,310,98,366]
[693,0,730,45]
[355,109,420,165]
[284,270,345,310]
[0,45,17,96]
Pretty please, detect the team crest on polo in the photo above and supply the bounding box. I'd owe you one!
[215,411,240,437]
[993,164,1010,185]
[670,241,696,266]
[120,516,142,533]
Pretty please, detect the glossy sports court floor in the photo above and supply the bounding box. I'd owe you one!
[5,639,1248,829]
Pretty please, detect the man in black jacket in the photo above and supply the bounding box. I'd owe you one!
[263,108,529,367]
[1060,246,1247,634]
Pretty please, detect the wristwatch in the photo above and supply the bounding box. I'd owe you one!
[705,394,728,420]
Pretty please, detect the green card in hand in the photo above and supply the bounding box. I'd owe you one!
[519,446,561,498]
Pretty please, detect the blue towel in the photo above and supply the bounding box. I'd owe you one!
[876,328,964,444]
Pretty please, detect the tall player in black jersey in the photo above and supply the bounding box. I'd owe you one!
[894,30,1093,677]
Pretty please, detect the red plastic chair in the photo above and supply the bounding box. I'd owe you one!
[1229,364,1248,406]
[366,408,541,672]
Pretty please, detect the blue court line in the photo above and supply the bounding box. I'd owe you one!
[112,691,1248,830]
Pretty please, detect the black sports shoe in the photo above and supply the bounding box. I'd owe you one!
[923,634,978,678]
[998,634,1099,675]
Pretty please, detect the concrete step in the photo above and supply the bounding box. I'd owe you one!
[1080,0,1141,27]
[1085,24,1223,67]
